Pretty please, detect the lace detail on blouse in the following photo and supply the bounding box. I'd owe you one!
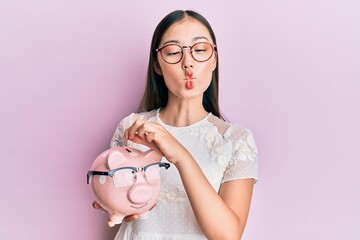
[111,109,258,239]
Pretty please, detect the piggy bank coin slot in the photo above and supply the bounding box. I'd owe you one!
[125,147,139,157]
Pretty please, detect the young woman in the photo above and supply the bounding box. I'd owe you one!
[95,10,258,240]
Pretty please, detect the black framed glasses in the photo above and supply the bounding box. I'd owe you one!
[87,162,170,189]
[156,42,216,64]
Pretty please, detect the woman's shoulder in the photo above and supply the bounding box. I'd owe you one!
[207,114,254,141]
[224,124,254,142]
[119,109,159,127]
[223,123,257,161]
[207,115,257,163]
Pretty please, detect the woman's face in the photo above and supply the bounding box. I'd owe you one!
[156,17,217,101]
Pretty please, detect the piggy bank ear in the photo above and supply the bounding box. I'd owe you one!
[107,151,127,169]
[144,150,163,162]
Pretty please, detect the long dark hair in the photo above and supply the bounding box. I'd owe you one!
[137,10,224,120]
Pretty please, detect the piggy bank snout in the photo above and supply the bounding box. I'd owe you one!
[128,184,154,204]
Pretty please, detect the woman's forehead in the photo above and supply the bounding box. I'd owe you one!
[160,18,212,46]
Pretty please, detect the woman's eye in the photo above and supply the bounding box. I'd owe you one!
[193,48,209,55]
[166,51,181,56]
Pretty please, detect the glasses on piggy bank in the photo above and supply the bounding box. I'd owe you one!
[87,162,170,190]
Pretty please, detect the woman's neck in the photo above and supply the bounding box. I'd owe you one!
[159,99,209,127]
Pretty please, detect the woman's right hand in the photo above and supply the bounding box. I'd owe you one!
[92,201,139,227]
[124,120,192,165]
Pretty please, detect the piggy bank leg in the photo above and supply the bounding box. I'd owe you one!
[138,211,149,220]
[108,214,125,227]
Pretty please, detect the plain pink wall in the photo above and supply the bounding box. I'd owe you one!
[1,0,359,239]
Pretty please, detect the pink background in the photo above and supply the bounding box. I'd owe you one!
[1,0,359,239]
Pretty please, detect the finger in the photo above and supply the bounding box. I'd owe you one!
[123,129,129,142]
[130,135,151,147]
[144,132,161,153]
[129,135,161,154]
[92,201,108,213]
[127,119,145,140]
[135,125,148,140]
[92,201,101,209]
[92,201,104,210]
[123,214,139,222]
[108,221,116,227]
[144,131,156,143]
[136,122,158,140]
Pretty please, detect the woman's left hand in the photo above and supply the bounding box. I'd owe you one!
[123,119,190,164]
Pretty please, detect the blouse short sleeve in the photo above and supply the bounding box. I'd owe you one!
[222,125,258,183]
[110,114,134,148]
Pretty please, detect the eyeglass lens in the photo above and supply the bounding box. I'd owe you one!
[112,165,161,189]
[160,42,214,64]
[144,164,161,185]
[113,168,136,189]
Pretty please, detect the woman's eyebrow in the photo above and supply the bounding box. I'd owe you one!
[162,40,180,46]
[161,36,210,46]
[193,36,209,41]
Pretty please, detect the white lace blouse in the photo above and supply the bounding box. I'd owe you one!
[110,109,258,240]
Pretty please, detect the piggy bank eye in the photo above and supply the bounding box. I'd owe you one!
[99,176,107,185]
[144,165,161,185]
[113,169,136,189]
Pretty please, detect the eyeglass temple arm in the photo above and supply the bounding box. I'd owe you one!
[87,163,170,184]
[159,162,171,170]
[87,171,111,184]
[143,162,171,171]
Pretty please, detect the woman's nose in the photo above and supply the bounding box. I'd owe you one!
[181,48,194,69]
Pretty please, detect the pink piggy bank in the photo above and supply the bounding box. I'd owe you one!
[87,146,170,227]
